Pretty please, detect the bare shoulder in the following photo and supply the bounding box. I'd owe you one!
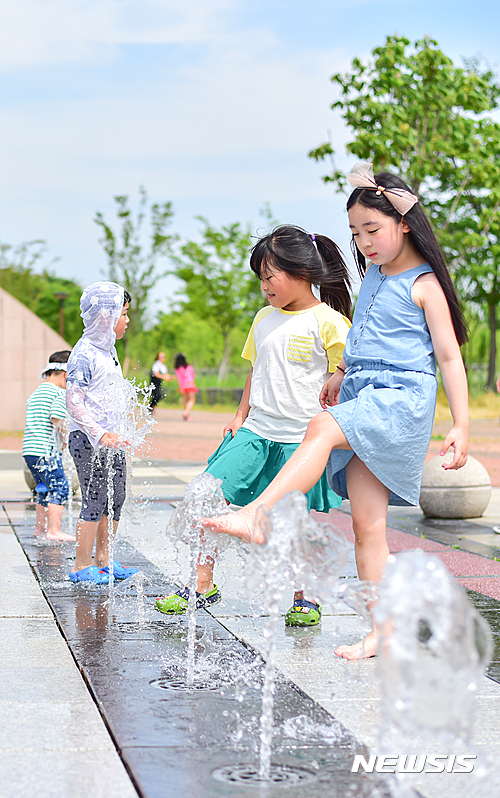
[412,271,444,309]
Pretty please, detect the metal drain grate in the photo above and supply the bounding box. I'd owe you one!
[212,763,316,786]
[149,676,219,691]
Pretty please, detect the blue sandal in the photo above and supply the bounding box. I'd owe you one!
[69,565,109,585]
[100,561,138,581]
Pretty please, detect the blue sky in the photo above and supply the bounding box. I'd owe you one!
[0,0,498,309]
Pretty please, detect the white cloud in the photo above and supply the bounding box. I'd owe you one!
[0,0,357,286]
[0,17,351,197]
[0,0,237,70]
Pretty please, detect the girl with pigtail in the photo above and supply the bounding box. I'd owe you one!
[156,224,353,625]
[202,164,469,661]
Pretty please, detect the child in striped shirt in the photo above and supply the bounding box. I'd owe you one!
[22,350,75,541]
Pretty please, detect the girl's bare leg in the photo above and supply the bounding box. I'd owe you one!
[72,516,118,571]
[46,503,75,541]
[183,392,196,420]
[334,455,390,661]
[202,412,351,541]
[196,557,215,593]
[72,518,99,571]
[94,516,119,568]
[34,504,48,536]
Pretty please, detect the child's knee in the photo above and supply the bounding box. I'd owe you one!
[305,411,336,441]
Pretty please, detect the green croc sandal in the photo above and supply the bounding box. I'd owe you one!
[285,599,322,627]
[155,585,221,614]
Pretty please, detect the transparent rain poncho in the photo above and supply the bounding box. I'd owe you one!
[66,281,127,448]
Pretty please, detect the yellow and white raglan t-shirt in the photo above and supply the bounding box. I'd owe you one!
[241,303,351,444]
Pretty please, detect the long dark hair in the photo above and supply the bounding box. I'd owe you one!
[250,225,352,319]
[346,172,467,346]
[175,353,188,369]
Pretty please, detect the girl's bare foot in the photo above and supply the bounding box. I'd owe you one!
[34,528,46,537]
[335,630,378,660]
[202,508,260,543]
[46,531,76,542]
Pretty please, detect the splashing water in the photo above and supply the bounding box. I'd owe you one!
[106,448,116,605]
[63,447,74,536]
[100,372,155,455]
[374,550,492,742]
[58,414,74,537]
[113,571,153,628]
[245,491,350,780]
[166,473,231,686]
[87,376,154,604]
[338,580,378,626]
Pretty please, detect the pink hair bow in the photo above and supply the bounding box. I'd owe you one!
[346,162,418,216]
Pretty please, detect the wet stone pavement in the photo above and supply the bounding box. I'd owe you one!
[11,517,398,798]
[6,445,500,798]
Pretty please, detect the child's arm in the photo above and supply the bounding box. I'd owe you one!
[51,417,67,450]
[66,353,130,449]
[315,308,350,409]
[413,273,468,470]
[223,369,252,438]
[152,366,175,381]
[319,364,345,408]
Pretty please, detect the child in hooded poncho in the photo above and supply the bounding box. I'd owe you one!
[66,281,138,584]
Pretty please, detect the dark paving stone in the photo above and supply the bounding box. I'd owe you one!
[13,526,170,598]
[466,590,500,682]
[134,459,204,468]
[12,524,405,798]
[121,745,395,798]
[384,506,500,562]
[132,476,185,485]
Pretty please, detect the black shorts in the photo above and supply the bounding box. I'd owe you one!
[69,430,127,522]
[150,377,163,408]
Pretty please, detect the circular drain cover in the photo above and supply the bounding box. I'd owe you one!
[149,676,219,691]
[212,764,316,786]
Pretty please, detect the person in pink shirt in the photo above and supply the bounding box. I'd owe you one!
[175,353,198,421]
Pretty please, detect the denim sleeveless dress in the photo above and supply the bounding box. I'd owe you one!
[326,262,437,506]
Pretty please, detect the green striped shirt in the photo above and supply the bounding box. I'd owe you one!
[22,383,67,457]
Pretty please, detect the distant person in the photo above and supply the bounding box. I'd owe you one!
[156,225,351,624]
[175,353,198,421]
[149,352,174,415]
[22,350,75,542]
[66,281,138,584]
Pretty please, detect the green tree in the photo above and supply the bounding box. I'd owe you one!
[309,35,500,388]
[171,217,263,383]
[0,240,83,345]
[94,187,176,368]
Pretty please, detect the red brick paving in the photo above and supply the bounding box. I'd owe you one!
[134,408,234,462]
[322,508,500,601]
[4,412,500,483]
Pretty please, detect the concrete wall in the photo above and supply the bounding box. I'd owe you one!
[0,286,71,432]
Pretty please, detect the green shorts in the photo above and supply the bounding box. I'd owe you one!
[205,426,342,513]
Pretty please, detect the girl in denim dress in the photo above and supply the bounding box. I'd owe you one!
[203,164,469,661]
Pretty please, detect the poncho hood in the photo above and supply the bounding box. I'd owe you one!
[80,281,125,351]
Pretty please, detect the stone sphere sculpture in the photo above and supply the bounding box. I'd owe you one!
[419,454,491,519]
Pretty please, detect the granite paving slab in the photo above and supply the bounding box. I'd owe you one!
[11,510,402,798]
